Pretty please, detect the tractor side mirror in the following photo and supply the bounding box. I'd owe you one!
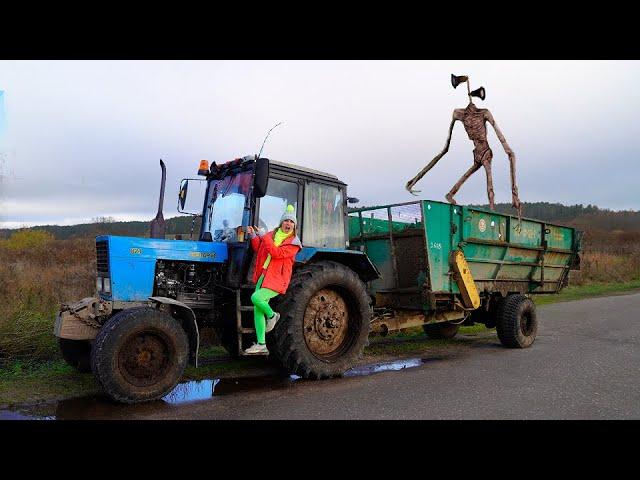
[178,178,206,214]
[254,157,270,198]
[179,179,189,210]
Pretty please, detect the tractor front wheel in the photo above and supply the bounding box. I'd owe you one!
[59,338,92,373]
[422,322,460,339]
[90,307,189,403]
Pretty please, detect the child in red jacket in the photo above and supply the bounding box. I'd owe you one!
[244,205,302,355]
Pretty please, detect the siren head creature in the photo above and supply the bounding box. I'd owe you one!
[406,74,522,218]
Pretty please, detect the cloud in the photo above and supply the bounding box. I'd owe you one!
[0,60,639,228]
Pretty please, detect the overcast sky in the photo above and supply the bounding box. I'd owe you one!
[0,60,638,228]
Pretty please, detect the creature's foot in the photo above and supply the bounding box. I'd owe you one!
[445,193,457,205]
[405,182,420,196]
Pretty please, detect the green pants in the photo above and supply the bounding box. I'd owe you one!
[251,274,279,344]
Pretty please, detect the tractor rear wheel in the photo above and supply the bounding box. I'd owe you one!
[90,307,189,403]
[422,322,460,339]
[267,261,371,379]
[58,338,92,373]
[495,294,538,348]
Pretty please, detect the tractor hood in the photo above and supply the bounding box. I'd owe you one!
[95,235,228,302]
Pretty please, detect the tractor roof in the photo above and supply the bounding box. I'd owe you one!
[269,160,342,182]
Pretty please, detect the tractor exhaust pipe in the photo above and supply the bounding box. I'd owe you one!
[150,159,166,239]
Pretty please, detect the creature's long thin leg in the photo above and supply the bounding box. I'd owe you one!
[485,111,521,215]
[483,160,495,210]
[446,162,481,205]
[406,117,458,195]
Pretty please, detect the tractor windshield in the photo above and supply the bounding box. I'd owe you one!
[202,171,252,242]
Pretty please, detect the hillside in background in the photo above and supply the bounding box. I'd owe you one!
[1,202,639,240]
[0,215,203,240]
[469,202,640,232]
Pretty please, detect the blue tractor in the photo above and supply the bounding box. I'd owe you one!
[54,156,380,403]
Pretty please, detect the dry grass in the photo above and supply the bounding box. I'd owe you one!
[570,229,640,285]
[0,232,95,360]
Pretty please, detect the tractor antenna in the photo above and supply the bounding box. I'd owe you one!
[257,122,283,159]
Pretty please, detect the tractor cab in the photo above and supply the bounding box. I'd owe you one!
[179,155,348,248]
[178,156,356,289]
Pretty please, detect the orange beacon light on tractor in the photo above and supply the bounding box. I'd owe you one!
[197,160,210,176]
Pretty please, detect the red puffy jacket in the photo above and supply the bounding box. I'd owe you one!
[250,230,302,294]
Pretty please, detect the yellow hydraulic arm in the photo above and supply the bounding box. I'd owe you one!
[451,250,480,309]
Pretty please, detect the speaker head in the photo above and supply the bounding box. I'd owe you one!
[451,74,468,89]
[470,87,486,101]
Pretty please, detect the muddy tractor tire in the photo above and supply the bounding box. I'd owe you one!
[422,322,460,339]
[267,261,371,379]
[59,338,92,373]
[495,294,538,348]
[90,307,189,403]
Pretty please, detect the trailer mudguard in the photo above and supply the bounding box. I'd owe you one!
[295,247,380,282]
[149,296,200,367]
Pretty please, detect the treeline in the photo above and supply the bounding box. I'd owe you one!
[0,215,203,240]
[2,202,640,240]
[470,202,640,232]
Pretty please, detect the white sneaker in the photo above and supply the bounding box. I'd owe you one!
[266,312,281,333]
[244,343,269,355]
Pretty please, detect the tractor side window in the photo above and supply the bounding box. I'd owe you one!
[303,183,345,248]
[258,178,299,232]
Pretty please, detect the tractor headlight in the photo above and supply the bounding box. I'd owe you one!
[96,276,103,292]
[103,277,111,293]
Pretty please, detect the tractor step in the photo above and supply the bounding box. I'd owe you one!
[239,350,269,356]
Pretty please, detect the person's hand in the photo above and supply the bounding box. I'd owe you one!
[246,226,255,236]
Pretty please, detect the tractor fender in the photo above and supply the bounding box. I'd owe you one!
[148,296,199,367]
[295,247,381,282]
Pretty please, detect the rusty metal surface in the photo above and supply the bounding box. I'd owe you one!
[303,289,350,358]
[118,330,173,387]
[54,297,111,340]
[370,309,466,335]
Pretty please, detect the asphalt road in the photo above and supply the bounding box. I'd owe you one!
[18,292,640,420]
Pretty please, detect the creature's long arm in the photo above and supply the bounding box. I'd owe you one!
[405,115,458,195]
[485,110,522,215]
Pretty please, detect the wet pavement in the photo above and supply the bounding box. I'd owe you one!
[0,357,437,420]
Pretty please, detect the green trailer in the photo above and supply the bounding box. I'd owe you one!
[348,200,582,347]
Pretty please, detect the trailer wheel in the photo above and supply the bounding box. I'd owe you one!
[268,261,371,379]
[90,307,189,403]
[495,294,537,348]
[422,322,460,339]
[58,338,92,373]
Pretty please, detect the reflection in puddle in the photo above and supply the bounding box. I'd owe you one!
[0,409,53,420]
[343,358,426,377]
[163,379,219,404]
[4,357,433,419]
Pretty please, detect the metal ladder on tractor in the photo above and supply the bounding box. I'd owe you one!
[236,284,269,356]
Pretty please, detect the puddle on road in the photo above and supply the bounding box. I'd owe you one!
[2,357,435,420]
